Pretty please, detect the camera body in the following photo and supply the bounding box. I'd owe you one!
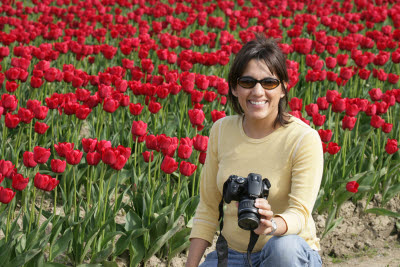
[223,173,271,231]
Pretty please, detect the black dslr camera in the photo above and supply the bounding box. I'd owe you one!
[223,173,271,231]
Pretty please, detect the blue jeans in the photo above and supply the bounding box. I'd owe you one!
[200,235,322,267]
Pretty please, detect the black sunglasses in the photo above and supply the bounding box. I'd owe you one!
[237,76,281,90]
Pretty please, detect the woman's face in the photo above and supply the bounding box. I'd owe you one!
[232,59,285,127]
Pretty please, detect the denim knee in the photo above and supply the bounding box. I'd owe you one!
[260,235,321,267]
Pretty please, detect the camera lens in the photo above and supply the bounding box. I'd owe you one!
[237,199,260,230]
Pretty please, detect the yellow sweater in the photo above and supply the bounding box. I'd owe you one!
[189,115,323,253]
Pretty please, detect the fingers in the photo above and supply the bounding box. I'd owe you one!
[254,219,273,235]
[254,198,271,211]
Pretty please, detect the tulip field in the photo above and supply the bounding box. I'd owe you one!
[0,0,400,265]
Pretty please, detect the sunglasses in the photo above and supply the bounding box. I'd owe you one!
[237,76,281,90]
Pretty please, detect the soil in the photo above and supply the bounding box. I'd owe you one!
[145,194,400,267]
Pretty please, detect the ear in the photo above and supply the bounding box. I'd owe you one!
[232,88,238,97]
[280,82,288,98]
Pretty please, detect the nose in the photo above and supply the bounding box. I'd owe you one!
[251,82,265,96]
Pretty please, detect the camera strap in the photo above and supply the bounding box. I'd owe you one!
[216,197,259,267]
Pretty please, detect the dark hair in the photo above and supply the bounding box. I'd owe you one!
[227,34,291,127]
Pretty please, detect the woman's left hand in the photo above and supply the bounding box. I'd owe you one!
[253,198,274,235]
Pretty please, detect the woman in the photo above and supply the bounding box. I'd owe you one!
[186,35,323,267]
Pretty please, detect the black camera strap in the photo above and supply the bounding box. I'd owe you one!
[216,197,259,267]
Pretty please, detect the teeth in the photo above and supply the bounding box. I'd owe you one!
[249,100,267,105]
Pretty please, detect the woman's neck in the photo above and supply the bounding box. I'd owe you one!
[242,115,280,139]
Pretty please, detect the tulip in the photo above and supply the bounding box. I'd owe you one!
[82,138,98,153]
[0,187,16,204]
[51,159,66,173]
[346,181,359,193]
[160,156,178,174]
[211,110,226,123]
[33,105,49,120]
[179,161,197,177]
[288,97,303,111]
[0,174,3,185]
[23,151,38,168]
[342,116,357,131]
[193,134,208,152]
[66,149,83,165]
[385,139,399,155]
[12,174,29,191]
[370,115,385,129]
[129,103,144,115]
[148,101,162,114]
[188,109,205,127]
[131,121,147,137]
[33,146,51,164]
[87,152,101,166]
[34,173,59,191]
[0,160,15,178]
[5,113,20,129]
[318,129,333,143]
[178,144,193,159]
[145,135,160,151]
[327,142,341,155]
[18,108,35,124]
[142,151,154,163]
[34,121,49,134]
[312,113,326,127]
[317,97,329,110]
[305,104,319,117]
[54,142,74,157]
[382,123,393,133]
[102,147,118,165]
[111,155,128,170]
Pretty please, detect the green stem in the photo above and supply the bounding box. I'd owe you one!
[87,166,92,209]
[114,171,120,214]
[174,173,182,211]
[36,191,45,227]
[5,201,12,242]
[2,125,8,158]
[28,187,37,234]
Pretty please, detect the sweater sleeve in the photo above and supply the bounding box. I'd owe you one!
[275,129,323,235]
[189,120,222,245]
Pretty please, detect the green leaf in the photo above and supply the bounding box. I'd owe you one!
[125,210,143,231]
[383,184,400,205]
[144,224,181,262]
[114,228,147,256]
[365,208,400,219]
[91,243,114,263]
[5,248,41,267]
[101,261,119,267]
[50,228,73,261]
[43,263,68,267]
[76,264,102,267]
[129,238,145,267]
[321,217,343,240]
[168,228,191,259]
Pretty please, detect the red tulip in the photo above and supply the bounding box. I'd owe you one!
[188,109,205,127]
[5,113,20,129]
[160,156,178,174]
[87,152,101,165]
[82,138,98,153]
[145,135,160,151]
[179,161,197,177]
[33,146,51,164]
[12,174,29,191]
[369,88,382,101]
[5,81,18,92]
[102,147,118,165]
[0,173,3,185]
[2,94,18,112]
[193,134,208,152]
[345,103,360,117]
[103,97,119,113]
[316,97,329,110]
[332,98,346,113]
[305,103,319,116]
[211,110,226,123]
[148,101,162,114]
[111,155,128,170]
[312,113,326,126]
[96,140,112,153]
[34,121,49,134]
[142,151,154,162]
[0,160,15,178]
[131,121,147,137]
[370,115,385,129]
[382,123,393,133]
[346,181,359,193]
[0,187,16,204]
[76,105,92,120]
[326,90,341,104]
[129,103,144,115]
[66,149,83,165]
[18,108,34,124]
[34,173,59,191]
[385,139,398,155]
[51,159,66,173]
[318,129,333,143]
[288,97,303,111]
[33,105,49,120]
[204,91,217,102]
[342,116,357,131]
[178,144,193,159]
[54,142,74,158]
[199,152,207,164]
[327,142,341,155]
[23,151,37,168]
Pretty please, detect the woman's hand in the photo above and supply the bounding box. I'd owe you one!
[253,198,274,235]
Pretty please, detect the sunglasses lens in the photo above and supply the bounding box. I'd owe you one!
[238,77,257,88]
[261,78,280,89]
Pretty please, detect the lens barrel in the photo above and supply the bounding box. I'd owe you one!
[238,199,260,230]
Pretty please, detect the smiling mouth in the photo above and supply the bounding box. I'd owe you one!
[249,100,268,105]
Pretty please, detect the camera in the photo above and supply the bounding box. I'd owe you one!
[223,173,271,231]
